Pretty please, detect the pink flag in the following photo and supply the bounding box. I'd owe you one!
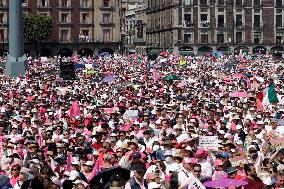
[246,77,251,89]
[92,153,104,177]
[69,100,81,118]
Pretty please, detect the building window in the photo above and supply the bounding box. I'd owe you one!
[253,0,260,6]
[184,14,192,27]
[254,32,261,44]
[184,33,192,43]
[184,0,193,5]
[61,0,68,7]
[81,0,89,7]
[103,29,110,42]
[200,0,207,5]
[217,33,224,43]
[60,29,68,42]
[103,0,110,7]
[38,0,48,7]
[200,34,208,43]
[103,13,110,24]
[218,15,225,27]
[236,32,242,43]
[218,0,225,5]
[235,15,243,27]
[137,20,143,38]
[82,13,89,23]
[82,30,89,41]
[235,0,242,6]
[253,15,260,28]
[276,15,282,27]
[200,14,209,27]
[61,13,68,23]
[276,0,282,6]
[0,13,3,24]
[276,32,283,44]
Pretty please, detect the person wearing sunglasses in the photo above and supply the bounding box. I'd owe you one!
[9,163,21,187]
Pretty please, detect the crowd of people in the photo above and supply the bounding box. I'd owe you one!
[0,52,283,189]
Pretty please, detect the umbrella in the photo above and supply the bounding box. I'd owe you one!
[74,64,86,69]
[99,52,110,57]
[212,51,223,58]
[229,91,251,98]
[203,178,248,188]
[102,75,115,83]
[232,73,245,78]
[162,75,181,81]
[159,51,169,56]
[245,74,254,77]
[89,167,130,187]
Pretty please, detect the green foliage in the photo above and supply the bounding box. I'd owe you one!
[23,14,53,42]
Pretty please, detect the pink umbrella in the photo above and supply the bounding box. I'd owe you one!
[229,91,251,98]
[203,178,248,188]
[232,73,245,78]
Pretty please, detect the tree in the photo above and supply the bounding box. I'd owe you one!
[23,15,52,56]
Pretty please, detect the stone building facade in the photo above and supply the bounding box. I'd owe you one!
[0,0,122,57]
[146,0,284,55]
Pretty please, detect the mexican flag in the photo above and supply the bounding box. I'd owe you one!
[260,83,279,107]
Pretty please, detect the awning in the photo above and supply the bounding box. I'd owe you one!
[179,50,194,56]
[148,49,163,56]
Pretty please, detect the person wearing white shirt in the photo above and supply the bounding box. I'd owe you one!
[178,159,195,187]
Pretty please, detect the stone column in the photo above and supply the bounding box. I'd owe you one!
[5,0,28,77]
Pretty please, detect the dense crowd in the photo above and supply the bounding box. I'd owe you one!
[0,53,283,189]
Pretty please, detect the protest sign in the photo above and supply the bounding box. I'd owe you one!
[270,137,284,149]
[188,177,206,189]
[198,136,219,151]
[57,87,67,95]
[229,150,248,167]
[123,110,139,120]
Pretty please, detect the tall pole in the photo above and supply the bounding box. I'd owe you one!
[5,0,28,77]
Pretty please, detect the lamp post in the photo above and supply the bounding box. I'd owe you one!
[5,0,28,77]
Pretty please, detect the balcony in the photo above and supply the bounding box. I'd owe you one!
[133,38,146,44]
[79,20,93,26]
[99,6,115,11]
[99,22,115,27]
[58,22,73,26]
[80,6,93,10]
[57,4,72,10]
[235,25,244,30]
[37,4,52,10]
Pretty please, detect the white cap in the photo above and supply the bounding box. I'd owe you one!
[148,182,161,189]
[69,170,79,180]
[84,161,94,166]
